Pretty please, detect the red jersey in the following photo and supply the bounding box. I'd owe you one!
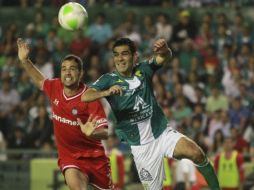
[43,78,107,159]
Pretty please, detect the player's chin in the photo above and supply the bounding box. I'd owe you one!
[116,67,127,73]
[63,81,76,88]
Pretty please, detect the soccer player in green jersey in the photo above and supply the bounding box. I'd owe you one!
[81,38,220,190]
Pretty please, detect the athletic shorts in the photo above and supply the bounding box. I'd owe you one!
[131,126,184,190]
[58,156,113,190]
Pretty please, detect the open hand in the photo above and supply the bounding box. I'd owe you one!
[77,115,99,137]
[17,38,30,62]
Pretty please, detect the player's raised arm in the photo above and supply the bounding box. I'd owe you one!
[153,39,172,66]
[17,38,46,90]
[81,85,123,102]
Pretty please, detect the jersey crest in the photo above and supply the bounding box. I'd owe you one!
[139,168,153,182]
[71,108,78,115]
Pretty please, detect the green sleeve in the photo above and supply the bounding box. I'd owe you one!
[137,58,162,77]
[90,74,111,91]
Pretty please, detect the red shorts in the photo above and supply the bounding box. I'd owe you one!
[58,156,113,190]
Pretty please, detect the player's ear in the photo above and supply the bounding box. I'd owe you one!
[80,70,84,81]
[133,52,138,64]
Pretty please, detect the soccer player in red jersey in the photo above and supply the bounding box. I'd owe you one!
[17,38,113,190]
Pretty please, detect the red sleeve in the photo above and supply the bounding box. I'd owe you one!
[168,158,173,166]
[87,100,108,129]
[214,155,220,173]
[117,155,125,188]
[43,78,59,99]
[236,153,244,182]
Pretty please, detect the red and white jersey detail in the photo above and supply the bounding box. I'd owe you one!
[43,78,108,159]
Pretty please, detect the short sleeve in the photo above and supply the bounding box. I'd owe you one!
[137,58,162,77]
[90,74,112,91]
[87,100,108,129]
[43,78,59,99]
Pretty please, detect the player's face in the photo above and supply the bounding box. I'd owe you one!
[113,45,134,77]
[61,60,82,87]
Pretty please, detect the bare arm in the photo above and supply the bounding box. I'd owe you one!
[183,172,192,190]
[81,88,109,102]
[17,38,46,90]
[90,127,108,140]
[153,39,172,66]
[81,86,123,102]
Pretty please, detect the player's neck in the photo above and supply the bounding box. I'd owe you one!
[64,85,81,97]
[117,70,134,78]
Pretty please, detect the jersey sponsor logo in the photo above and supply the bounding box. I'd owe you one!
[139,168,153,182]
[133,95,149,112]
[222,163,234,171]
[135,70,142,77]
[52,112,79,126]
[116,79,124,83]
[71,108,78,115]
[129,95,153,123]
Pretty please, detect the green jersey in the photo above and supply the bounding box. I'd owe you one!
[91,58,168,145]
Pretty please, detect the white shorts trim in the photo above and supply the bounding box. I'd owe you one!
[90,183,113,190]
[131,126,184,190]
[62,165,80,172]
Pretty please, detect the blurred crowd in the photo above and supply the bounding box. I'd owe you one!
[0,2,254,189]
[0,0,254,8]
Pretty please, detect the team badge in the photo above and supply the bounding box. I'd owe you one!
[139,168,153,181]
[135,70,142,77]
[71,108,78,115]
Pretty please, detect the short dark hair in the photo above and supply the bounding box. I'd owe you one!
[112,38,136,55]
[62,54,83,71]
[97,12,106,19]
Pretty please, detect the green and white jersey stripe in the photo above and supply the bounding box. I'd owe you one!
[91,58,168,145]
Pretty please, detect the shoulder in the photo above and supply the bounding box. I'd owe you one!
[44,78,61,85]
[99,72,117,79]
[214,154,221,161]
[43,78,63,90]
[94,72,118,84]
[106,72,118,78]
[43,78,64,98]
[135,60,150,68]
[136,58,159,68]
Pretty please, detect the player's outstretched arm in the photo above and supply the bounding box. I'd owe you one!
[77,115,108,140]
[17,38,46,90]
[153,38,172,66]
[81,85,123,102]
